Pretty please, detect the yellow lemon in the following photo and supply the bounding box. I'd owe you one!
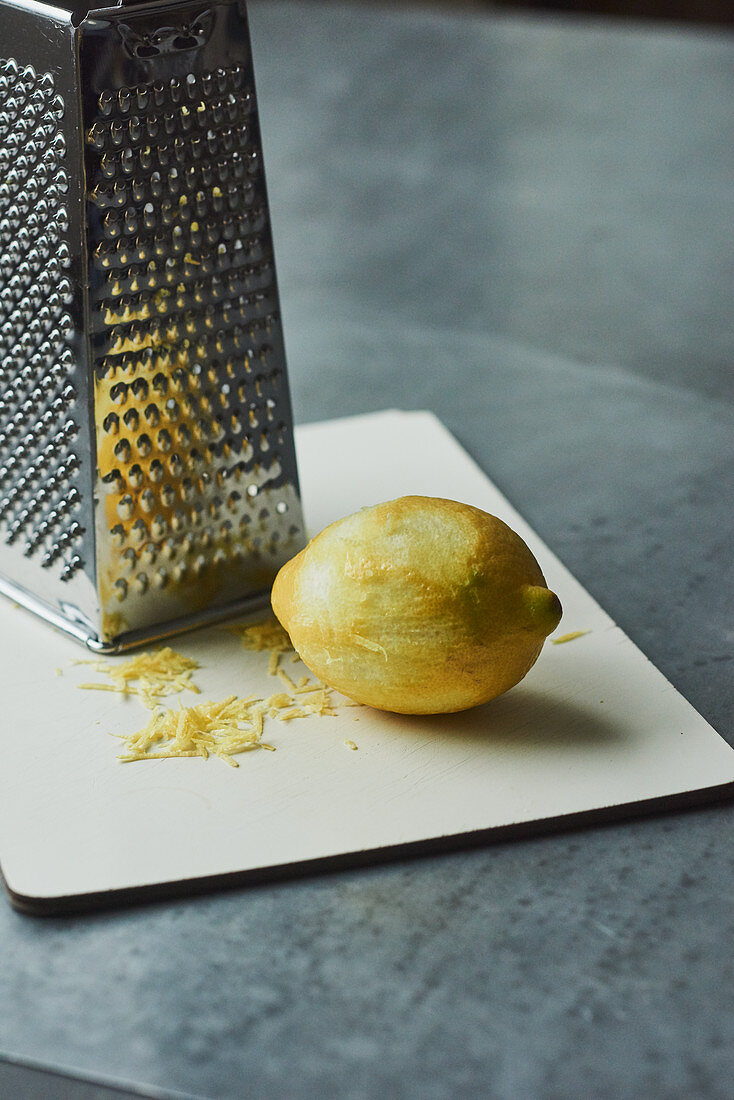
[271,496,562,714]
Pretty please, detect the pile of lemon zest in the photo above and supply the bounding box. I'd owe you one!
[76,647,201,709]
[114,694,275,765]
[105,615,369,766]
[228,617,294,654]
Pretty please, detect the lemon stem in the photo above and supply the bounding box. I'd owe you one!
[522,585,563,636]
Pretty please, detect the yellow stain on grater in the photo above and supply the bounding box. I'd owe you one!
[93,348,245,635]
[94,338,302,644]
[85,58,309,646]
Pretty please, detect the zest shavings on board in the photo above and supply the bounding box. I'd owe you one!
[552,630,590,645]
[116,686,338,768]
[226,618,294,655]
[75,647,202,710]
[74,619,364,767]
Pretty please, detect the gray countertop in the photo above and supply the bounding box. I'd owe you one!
[2,2,733,1097]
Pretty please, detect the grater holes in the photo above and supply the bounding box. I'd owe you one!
[59,555,83,582]
[102,469,124,494]
[151,371,168,395]
[117,495,135,520]
[136,433,152,457]
[133,571,148,595]
[157,428,172,452]
[168,452,184,477]
[150,514,168,540]
[113,438,132,463]
[89,52,298,596]
[128,464,145,489]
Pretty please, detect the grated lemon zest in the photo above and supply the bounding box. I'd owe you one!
[227,617,294,654]
[77,646,201,709]
[115,695,269,766]
[552,630,590,645]
[295,678,326,694]
[277,668,298,692]
[266,692,293,709]
[276,707,306,722]
[78,682,133,694]
[100,620,362,766]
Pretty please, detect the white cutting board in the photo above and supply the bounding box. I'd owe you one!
[1,410,733,913]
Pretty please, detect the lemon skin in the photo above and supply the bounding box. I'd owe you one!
[271,496,562,714]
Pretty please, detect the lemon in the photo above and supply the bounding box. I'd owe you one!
[271,496,562,714]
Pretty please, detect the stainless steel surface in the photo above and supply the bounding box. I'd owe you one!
[0,0,305,651]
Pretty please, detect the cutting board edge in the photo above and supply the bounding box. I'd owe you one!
[7,779,734,917]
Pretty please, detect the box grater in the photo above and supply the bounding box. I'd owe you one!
[0,0,306,652]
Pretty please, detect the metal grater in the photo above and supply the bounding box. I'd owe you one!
[0,0,306,652]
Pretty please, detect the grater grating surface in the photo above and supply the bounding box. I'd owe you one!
[0,0,306,651]
[0,60,86,586]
